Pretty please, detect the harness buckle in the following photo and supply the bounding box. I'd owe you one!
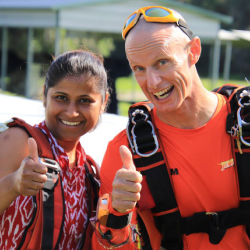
[39,158,61,190]
[39,158,61,172]
[127,109,159,157]
[237,89,250,146]
[206,212,219,230]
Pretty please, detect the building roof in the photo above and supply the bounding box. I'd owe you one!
[0,0,233,24]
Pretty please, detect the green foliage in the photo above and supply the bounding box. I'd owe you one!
[116,76,248,116]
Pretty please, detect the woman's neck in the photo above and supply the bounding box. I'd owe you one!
[57,140,79,169]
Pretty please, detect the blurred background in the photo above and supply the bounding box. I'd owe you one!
[0,0,250,116]
[1,0,249,164]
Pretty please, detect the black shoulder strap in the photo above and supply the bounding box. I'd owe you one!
[127,102,183,250]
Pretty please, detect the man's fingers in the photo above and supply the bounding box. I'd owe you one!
[119,145,136,171]
[28,138,39,162]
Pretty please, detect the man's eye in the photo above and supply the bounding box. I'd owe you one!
[159,60,167,66]
[134,66,144,72]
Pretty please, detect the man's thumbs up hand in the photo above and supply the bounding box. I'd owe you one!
[111,145,142,213]
[13,138,48,196]
[120,145,136,171]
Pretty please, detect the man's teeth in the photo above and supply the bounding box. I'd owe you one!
[153,86,173,99]
[62,120,81,126]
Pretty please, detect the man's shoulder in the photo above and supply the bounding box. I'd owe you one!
[108,129,128,148]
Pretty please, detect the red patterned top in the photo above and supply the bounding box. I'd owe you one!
[0,121,89,250]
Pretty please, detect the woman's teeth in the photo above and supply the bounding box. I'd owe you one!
[61,120,81,126]
[153,86,174,99]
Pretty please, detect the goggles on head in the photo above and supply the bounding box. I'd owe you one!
[122,6,193,40]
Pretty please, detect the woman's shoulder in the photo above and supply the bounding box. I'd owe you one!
[0,126,30,177]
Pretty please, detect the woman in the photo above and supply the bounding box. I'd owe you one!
[0,49,109,250]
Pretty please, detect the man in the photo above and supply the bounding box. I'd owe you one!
[92,6,250,250]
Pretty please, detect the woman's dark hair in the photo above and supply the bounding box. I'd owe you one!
[44,49,109,105]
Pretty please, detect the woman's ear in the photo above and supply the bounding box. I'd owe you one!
[101,92,109,114]
[188,36,201,65]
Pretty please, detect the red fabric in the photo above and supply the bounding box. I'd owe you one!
[0,120,89,250]
[98,93,250,249]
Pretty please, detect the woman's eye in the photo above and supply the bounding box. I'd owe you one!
[56,95,67,101]
[79,98,91,103]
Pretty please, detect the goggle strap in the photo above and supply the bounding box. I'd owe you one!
[178,19,193,40]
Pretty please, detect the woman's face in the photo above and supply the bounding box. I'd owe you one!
[43,74,107,146]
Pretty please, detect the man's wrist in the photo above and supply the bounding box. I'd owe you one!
[97,193,132,229]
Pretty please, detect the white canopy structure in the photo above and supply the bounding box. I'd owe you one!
[0,0,235,95]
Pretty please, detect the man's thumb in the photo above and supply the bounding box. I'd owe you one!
[119,145,136,171]
[28,137,39,162]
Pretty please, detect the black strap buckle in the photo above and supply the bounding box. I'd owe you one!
[206,212,219,229]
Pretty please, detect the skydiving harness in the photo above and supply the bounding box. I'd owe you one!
[0,117,100,250]
[126,84,250,250]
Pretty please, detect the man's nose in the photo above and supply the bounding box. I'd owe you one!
[147,68,161,89]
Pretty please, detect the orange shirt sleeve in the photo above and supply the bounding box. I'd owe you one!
[100,130,128,195]
[92,130,137,249]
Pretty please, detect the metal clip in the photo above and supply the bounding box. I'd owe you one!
[228,124,238,137]
[238,90,250,107]
[126,109,159,157]
[39,158,61,172]
[237,106,250,147]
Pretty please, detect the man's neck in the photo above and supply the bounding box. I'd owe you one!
[157,86,218,129]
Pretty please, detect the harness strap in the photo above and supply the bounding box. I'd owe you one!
[8,118,53,159]
[80,155,100,250]
[127,102,182,249]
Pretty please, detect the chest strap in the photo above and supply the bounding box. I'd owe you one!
[127,91,250,249]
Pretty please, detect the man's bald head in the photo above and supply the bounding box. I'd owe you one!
[125,16,190,54]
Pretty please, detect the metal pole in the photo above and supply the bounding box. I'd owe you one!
[223,41,232,83]
[54,10,60,56]
[211,36,221,89]
[1,27,8,91]
[25,27,34,98]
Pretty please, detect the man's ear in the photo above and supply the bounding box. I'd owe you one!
[188,36,201,65]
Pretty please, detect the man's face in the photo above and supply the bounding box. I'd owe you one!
[125,22,194,120]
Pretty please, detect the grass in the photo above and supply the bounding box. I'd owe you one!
[116,76,248,116]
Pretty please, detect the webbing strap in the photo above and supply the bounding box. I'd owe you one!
[8,117,54,159]
[128,103,182,249]
[181,208,250,244]
[41,187,55,250]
